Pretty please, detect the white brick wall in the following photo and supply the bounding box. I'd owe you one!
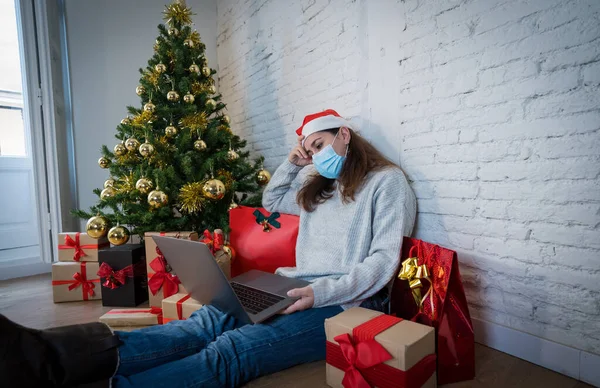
[217,0,600,355]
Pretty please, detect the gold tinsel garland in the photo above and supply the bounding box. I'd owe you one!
[178,181,206,213]
[180,112,208,130]
[115,172,136,194]
[191,81,208,95]
[189,31,202,48]
[216,169,234,191]
[131,111,155,127]
[158,135,178,151]
[163,3,194,26]
[115,151,141,165]
[167,50,176,66]
[144,69,161,88]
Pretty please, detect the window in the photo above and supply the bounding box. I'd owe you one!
[0,0,27,157]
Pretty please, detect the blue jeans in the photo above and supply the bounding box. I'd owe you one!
[111,289,389,387]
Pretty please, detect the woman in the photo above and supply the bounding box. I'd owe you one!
[1,109,416,387]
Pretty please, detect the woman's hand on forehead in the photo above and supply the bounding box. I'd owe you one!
[288,135,313,166]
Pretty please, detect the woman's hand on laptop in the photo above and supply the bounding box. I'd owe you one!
[280,286,314,314]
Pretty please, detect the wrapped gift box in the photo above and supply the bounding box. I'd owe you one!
[98,244,148,307]
[325,307,436,388]
[144,231,198,307]
[52,261,101,303]
[99,307,163,327]
[214,249,231,280]
[202,229,231,279]
[162,293,203,323]
[57,232,109,262]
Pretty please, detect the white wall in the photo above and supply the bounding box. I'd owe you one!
[64,0,218,227]
[216,0,600,359]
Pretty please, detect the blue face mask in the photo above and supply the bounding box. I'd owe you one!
[311,131,348,179]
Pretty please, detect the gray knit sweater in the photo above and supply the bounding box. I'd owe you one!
[262,159,417,309]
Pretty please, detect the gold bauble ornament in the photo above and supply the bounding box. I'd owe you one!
[104,178,115,189]
[86,215,109,239]
[155,63,167,73]
[114,143,127,156]
[167,90,180,101]
[148,189,168,208]
[135,85,145,96]
[139,141,155,157]
[125,137,140,151]
[100,187,116,199]
[221,245,235,260]
[205,99,216,109]
[189,64,200,74]
[143,101,156,112]
[194,139,207,151]
[135,177,153,194]
[108,225,130,246]
[98,157,110,169]
[165,125,178,137]
[202,66,211,77]
[256,169,271,186]
[183,38,194,47]
[203,179,226,200]
[222,115,230,124]
[208,84,216,94]
[120,117,131,125]
[167,27,179,36]
[227,149,239,161]
[183,93,195,104]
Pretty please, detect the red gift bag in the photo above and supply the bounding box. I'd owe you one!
[229,206,299,277]
[390,237,475,385]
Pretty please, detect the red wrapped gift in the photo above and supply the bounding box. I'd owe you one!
[390,237,475,385]
[229,206,298,277]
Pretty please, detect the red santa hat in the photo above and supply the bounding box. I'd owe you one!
[296,109,354,146]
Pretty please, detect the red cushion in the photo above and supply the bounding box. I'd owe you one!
[229,206,299,277]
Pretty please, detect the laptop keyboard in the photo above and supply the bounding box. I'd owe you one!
[230,282,285,315]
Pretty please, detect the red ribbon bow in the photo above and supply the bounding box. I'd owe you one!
[334,333,394,388]
[148,255,180,298]
[107,307,164,324]
[326,314,437,388]
[51,262,99,300]
[97,262,135,289]
[202,230,223,254]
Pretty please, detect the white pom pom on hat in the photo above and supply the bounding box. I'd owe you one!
[296,109,354,146]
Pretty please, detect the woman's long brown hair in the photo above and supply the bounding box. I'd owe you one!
[297,128,399,212]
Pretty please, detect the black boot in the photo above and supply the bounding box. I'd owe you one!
[0,314,122,388]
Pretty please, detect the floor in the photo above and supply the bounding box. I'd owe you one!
[0,274,593,388]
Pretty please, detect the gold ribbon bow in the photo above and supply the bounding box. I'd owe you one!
[398,257,433,314]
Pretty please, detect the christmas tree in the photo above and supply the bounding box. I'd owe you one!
[73,1,270,245]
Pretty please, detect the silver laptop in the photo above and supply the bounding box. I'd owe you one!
[153,236,310,325]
